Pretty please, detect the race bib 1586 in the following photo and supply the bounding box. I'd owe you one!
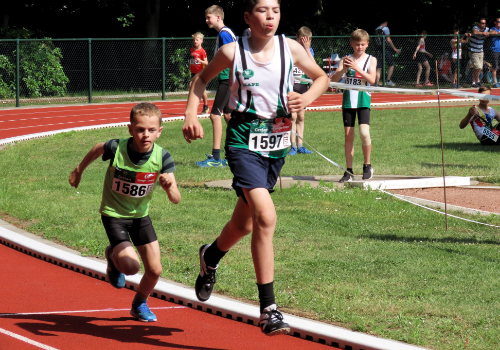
[112,167,158,198]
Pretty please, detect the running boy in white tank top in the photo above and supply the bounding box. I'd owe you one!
[331,29,377,182]
[183,0,329,336]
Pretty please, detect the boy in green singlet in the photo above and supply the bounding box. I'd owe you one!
[69,102,181,322]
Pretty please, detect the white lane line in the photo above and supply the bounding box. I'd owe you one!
[0,327,60,350]
[0,306,186,317]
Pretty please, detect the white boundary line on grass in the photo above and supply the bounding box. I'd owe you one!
[0,223,429,350]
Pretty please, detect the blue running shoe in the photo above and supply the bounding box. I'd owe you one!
[130,301,157,322]
[105,246,125,289]
[287,147,297,156]
[298,146,313,154]
[196,154,227,167]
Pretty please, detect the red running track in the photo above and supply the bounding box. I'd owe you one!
[0,92,470,349]
[0,91,471,141]
[0,243,337,350]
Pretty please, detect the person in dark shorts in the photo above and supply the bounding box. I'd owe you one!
[183,0,329,336]
[412,31,434,87]
[196,5,236,167]
[288,26,315,155]
[69,102,181,322]
[373,21,400,87]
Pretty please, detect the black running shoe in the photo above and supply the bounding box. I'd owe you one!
[362,164,374,180]
[259,305,290,336]
[339,171,354,183]
[195,244,218,302]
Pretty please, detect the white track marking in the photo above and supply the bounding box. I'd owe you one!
[0,306,186,317]
[0,327,60,350]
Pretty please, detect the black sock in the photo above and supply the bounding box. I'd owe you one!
[204,239,227,268]
[257,281,275,313]
[212,149,221,161]
[346,168,353,174]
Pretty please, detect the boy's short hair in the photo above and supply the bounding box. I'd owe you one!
[130,102,162,125]
[296,26,312,38]
[205,5,224,20]
[351,29,369,42]
[479,86,492,94]
[244,0,280,13]
[192,32,204,39]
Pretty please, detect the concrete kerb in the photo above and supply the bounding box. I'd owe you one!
[0,220,429,350]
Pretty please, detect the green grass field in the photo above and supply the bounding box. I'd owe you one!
[1,106,500,350]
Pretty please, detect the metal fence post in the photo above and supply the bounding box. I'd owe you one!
[16,39,20,107]
[456,34,460,88]
[382,36,386,86]
[88,38,92,104]
[162,38,166,100]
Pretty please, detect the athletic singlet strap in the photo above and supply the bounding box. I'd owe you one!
[278,35,287,114]
[238,37,253,113]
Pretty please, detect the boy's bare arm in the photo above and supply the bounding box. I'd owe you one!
[199,57,209,66]
[460,107,476,129]
[287,38,329,112]
[300,37,316,63]
[69,142,105,188]
[330,58,346,82]
[159,172,181,204]
[183,43,234,142]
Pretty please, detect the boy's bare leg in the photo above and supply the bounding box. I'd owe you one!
[217,197,253,251]
[135,240,162,300]
[203,90,208,106]
[344,126,355,169]
[295,109,305,145]
[290,112,297,145]
[243,188,276,285]
[112,241,141,275]
[210,113,223,150]
[362,144,372,165]
[386,65,394,82]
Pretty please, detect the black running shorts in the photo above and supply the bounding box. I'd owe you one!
[101,215,158,248]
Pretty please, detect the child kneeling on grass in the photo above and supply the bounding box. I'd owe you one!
[182,0,329,336]
[69,102,181,322]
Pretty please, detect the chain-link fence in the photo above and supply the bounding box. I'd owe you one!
[0,35,496,107]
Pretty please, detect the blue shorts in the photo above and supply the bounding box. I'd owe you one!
[101,215,157,248]
[224,146,285,202]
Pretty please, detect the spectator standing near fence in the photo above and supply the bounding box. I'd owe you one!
[489,18,500,87]
[288,26,315,156]
[450,30,470,88]
[470,18,489,88]
[189,32,209,115]
[373,21,400,87]
[412,31,433,87]
[196,5,236,167]
[437,53,452,83]
[331,29,377,182]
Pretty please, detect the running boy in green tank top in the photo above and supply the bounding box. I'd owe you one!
[69,102,181,322]
[331,29,377,182]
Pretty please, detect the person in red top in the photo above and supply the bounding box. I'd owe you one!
[438,53,452,83]
[190,32,209,114]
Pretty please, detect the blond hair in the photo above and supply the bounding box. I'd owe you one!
[205,5,224,20]
[296,26,312,38]
[130,102,162,125]
[351,29,369,42]
[192,32,204,39]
